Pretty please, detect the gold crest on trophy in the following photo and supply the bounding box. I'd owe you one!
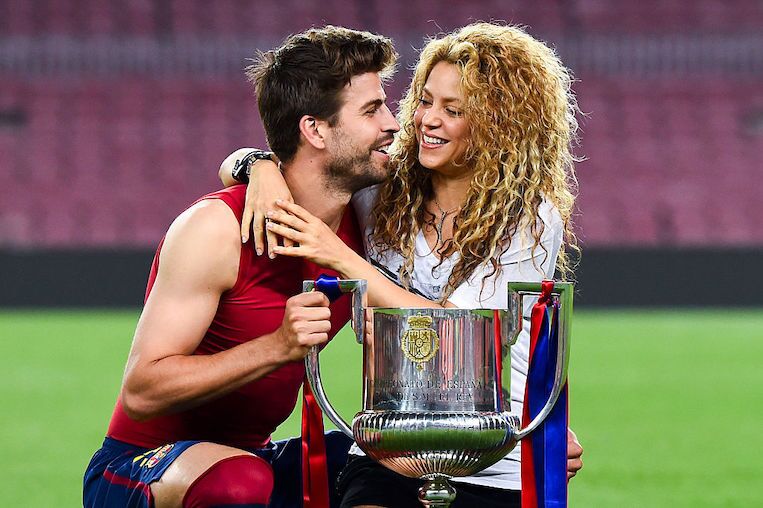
[401,313,440,370]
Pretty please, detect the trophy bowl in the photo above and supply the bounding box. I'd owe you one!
[304,280,571,507]
[353,410,520,479]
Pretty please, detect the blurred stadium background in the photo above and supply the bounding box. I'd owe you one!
[0,1,761,506]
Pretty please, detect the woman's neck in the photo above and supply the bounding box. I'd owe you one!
[421,171,474,257]
[429,171,472,210]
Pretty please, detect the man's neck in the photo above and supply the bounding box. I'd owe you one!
[281,154,350,231]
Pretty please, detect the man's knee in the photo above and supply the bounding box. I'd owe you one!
[182,454,274,508]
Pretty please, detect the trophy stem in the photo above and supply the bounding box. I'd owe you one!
[418,475,457,507]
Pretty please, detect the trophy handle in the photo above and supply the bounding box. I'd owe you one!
[508,281,572,440]
[303,278,367,438]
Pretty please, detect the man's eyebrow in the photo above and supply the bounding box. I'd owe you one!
[359,97,385,111]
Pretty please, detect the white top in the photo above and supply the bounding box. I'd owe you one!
[348,185,563,490]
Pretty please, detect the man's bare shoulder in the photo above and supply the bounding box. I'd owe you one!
[158,198,242,292]
[167,198,240,240]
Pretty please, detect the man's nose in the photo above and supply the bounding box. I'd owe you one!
[381,105,400,133]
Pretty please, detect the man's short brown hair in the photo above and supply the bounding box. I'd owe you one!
[246,26,397,162]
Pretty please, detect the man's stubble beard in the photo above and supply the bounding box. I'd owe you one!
[324,137,388,196]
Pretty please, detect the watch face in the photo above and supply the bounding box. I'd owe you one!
[233,151,272,182]
[232,158,248,182]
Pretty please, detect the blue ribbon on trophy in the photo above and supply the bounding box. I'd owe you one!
[522,281,568,507]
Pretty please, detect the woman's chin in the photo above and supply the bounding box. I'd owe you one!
[418,154,444,172]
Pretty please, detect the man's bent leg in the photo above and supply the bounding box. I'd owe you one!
[152,442,273,508]
[182,455,273,508]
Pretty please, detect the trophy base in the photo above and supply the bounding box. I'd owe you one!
[418,475,457,507]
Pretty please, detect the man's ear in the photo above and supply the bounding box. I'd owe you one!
[298,115,328,150]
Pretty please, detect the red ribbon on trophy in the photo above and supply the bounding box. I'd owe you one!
[521,280,568,508]
[301,379,330,508]
[301,274,345,508]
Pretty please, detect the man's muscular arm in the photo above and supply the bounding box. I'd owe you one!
[120,199,330,421]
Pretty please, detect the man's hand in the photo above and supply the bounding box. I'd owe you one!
[567,428,583,481]
[274,291,332,362]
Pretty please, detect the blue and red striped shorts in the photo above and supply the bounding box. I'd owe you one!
[83,432,353,507]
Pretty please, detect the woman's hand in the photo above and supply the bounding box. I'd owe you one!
[567,428,584,481]
[218,149,294,257]
[265,201,354,272]
[242,160,294,257]
[267,202,448,309]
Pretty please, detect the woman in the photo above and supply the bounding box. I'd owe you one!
[222,22,582,508]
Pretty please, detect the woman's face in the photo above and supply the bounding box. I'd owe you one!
[413,61,471,177]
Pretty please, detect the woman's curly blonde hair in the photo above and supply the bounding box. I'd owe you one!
[371,22,579,301]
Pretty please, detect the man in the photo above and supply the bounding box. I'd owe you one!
[83,26,399,508]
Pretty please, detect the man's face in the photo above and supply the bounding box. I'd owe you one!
[323,72,400,194]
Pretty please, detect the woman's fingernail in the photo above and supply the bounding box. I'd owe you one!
[275,199,282,205]
[256,248,263,256]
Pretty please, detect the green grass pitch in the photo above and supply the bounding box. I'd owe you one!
[1,309,761,506]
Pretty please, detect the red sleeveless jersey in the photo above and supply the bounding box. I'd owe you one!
[106,186,363,450]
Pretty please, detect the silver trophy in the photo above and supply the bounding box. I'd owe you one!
[304,280,572,507]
